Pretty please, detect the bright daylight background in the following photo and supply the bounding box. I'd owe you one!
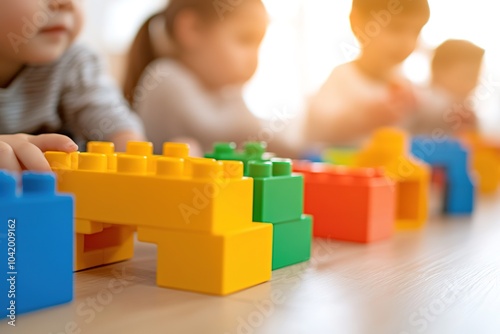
[81,0,500,136]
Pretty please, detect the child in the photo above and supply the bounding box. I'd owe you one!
[0,0,144,172]
[124,0,292,156]
[408,39,485,136]
[306,0,430,147]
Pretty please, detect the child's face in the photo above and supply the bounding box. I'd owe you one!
[353,12,427,71]
[434,62,482,99]
[0,0,84,65]
[191,1,268,87]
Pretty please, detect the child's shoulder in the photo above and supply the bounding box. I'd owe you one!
[320,62,369,94]
[140,58,205,96]
[144,58,196,82]
[326,62,367,86]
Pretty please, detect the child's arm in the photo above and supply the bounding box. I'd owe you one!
[60,45,145,152]
[0,134,78,172]
[307,73,416,145]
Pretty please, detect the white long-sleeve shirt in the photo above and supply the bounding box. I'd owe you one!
[136,58,268,154]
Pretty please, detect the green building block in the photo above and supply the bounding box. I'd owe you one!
[205,142,268,175]
[249,160,304,223]
[270,215,313,270]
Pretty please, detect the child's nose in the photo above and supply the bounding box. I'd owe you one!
[48,0,74,11]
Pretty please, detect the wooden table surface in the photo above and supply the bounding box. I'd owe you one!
[3,195,500,334]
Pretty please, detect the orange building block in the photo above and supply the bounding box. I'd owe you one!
[355,128,430,230]
[45,142,273,295]
[461,132,500,195]
[293,162,396,243]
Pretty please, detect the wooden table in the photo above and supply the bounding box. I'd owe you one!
[3,196,500,334]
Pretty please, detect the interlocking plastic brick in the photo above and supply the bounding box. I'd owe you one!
[412,137,475,215]
[139,223,272,295]
[208,147,312,270]
[461,132,500,195]
[0,172,73,317]
[271,215,313,270]
[45,142,273,295]
[355,128,430,230]
[294,162,396,243]
[323,147,358,166]
[205,142,268,175]
[248,160,304,223]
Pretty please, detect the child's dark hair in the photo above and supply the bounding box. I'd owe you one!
[123,0,261,105]
[432,39,485,73]
[352,0,430,18]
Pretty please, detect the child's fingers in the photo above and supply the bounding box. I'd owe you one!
[28,134,78,153]
[0,141,23,172]
[12,142,52,172]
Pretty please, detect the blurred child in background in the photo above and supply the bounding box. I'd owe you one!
[408,39,485,136]
[125,0,293,156]
[306,0,430,147]
[0,0,144,172]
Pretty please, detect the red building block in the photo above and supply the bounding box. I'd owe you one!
[293,162,396,243]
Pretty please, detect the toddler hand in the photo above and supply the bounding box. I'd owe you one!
[0,134,78,172]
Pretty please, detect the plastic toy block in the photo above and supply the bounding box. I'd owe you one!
[412,137,476,215]
[460,132,500,194]
[75,225,135,271]
[211,150,312,270]
[293,162,396,243]
[355,128,430,230]
[205,142,269,174]
[138,223,272,295]
[45,141,273,295]
[271,215,313,270]
[46,143,254,235]
[248,160,304,223]
[323,147,358,166]
[0,172,73,317]
[247,160,312,270]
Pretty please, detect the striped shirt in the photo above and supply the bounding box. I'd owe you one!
[0,44,143,144]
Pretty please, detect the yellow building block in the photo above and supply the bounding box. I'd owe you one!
[138,224,273,295]
[355,128,430,230]
[46,142,273,295]
[323,148,358,166]
[46,143,253,235]
[461,133,500,195]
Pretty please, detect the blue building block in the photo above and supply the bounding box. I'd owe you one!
[411,137,475,215]
[1,172,73,319]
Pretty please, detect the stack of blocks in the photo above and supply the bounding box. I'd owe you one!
[206,143,313,270]
[355,128,430,230]
[248,160,312,270]
[412,137,476,215]
[45,142,273,296]
[293,162,395,243]
[1,172,73,317]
